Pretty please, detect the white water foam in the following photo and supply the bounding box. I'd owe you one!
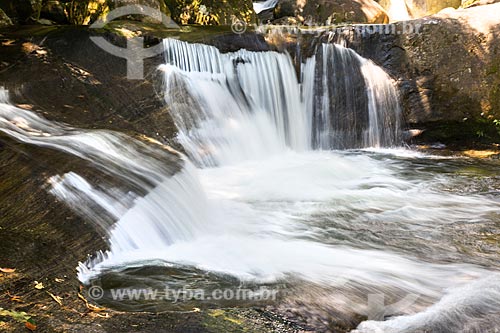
[1,36,499,331]
[162,39,401,166]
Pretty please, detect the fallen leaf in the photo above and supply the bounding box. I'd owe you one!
[54,278,64,283]
[34,282,44,290]
[87,303,106,312]
[46,292,62,306]
[25,318,36,331]
[192,307,201,312]
[7,293,22,303]
[91,312,109,318]
[77,293,106,312]
[0,268,15,274]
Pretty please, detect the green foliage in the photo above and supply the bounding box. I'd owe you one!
[0,308,31,323]
[164,0,255,25]
[474,116,500,141]
[461,0,479,8]
[66,0,110,25]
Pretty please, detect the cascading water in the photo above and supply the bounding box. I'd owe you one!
[162,38,401,165]
[1,38,500,332]
[162,39,308,166]
[253,0,279,14]
[310,43,401,148]
[0,87,208,251]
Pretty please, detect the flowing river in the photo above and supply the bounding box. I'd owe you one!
[0,39,499,332]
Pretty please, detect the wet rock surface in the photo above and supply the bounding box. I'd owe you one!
[343,3,500,146]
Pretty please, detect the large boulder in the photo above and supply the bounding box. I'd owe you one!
[274,0,389,25]
[40,0,68,23]
[378,0,461,20]
[111,0,172,24]
[405,0,461,17]
[0,0,42,23]
[302,0,389,24]
[349,3,500,144]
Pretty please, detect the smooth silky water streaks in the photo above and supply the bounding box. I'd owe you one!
[136,40,500,330]
[253,0,279,14]
[353,274,500,333]
[2,36,500,332]
[308,44,401,149]
[82,149,500,330]
[162,39,401,166]
[0,88,209,261]
[162,39,309,166]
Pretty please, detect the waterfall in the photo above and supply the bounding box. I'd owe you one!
[162,39,402,166]
[0,88,209,251]
[309,44,402,149]
[2,39,500,332]
[162,39,308,166]
[253,0,280,14]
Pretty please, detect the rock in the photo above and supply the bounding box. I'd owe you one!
[378,0,461,19]
[0,0,42,23]
[406,0,461,17]
[0,7,12,26]
[40,0,68,24]
[348,2,500,144]
[376,0,411,21]
[164,0,255,25]
[37,17,55,25]
[274,0,296,18]
[303,0,389,24]
[112,0,172,24]
[273,0,389,25]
